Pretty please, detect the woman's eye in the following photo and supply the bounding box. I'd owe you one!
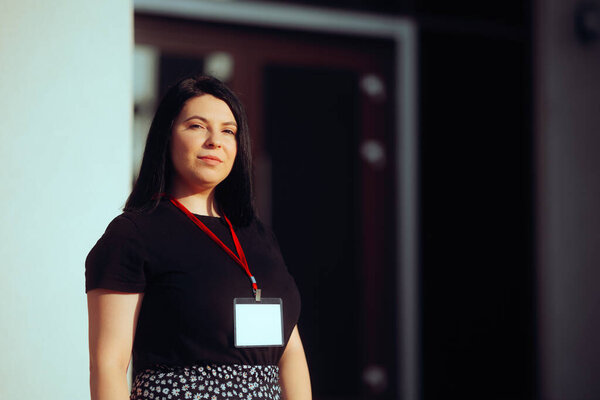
[223,129,236,135]
[190,124,205,130]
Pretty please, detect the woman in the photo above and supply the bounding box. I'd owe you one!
[86,75,311,400]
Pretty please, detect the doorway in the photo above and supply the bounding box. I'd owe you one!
[135,13,397,399]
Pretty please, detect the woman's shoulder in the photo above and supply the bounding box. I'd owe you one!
[240,217,282,247]
[95,213,142,244]
[100,204,165,240]
[86,213,149,294]
[117,200,174,226]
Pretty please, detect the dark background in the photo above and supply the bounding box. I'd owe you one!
[259,1,536,399]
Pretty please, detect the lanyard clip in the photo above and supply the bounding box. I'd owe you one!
[254,288,262,302]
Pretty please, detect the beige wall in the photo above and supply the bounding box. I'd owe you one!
[536,0,600,399]
[0,1,132,398]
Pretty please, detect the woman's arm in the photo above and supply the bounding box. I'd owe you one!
[278,325,312,400]
[87,289,144,400]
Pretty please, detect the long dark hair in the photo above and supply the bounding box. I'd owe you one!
[125,75,255,226]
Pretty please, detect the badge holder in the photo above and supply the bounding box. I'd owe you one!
[233,297,284,348]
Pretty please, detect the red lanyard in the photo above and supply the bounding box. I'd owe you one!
[168,197,260,299]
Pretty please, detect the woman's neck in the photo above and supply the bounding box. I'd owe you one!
[170,183,220,216]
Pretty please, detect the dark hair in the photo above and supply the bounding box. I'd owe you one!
[125,75,255,226]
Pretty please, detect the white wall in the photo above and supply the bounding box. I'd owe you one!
[536,0,600,399]
[0,1,132,398]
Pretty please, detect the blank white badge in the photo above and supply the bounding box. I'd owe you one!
[233,298,284,347]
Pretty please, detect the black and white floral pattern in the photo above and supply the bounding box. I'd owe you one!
[131,364,281,400]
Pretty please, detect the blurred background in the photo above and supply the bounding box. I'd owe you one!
[1,0,599,399]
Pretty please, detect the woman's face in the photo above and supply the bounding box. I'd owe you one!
[170,94,238,194]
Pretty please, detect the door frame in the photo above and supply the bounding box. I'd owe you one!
[134,1,419,399]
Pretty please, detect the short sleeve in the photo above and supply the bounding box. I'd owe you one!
[85,214,147,293]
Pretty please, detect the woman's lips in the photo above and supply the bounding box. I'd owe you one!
[198,155,222,166]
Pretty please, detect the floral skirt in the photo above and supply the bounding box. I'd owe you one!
[130,364,281,400]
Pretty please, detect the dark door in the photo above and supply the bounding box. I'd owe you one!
[265,66,362,397]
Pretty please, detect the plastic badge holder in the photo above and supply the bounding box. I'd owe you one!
[233,297,284,348]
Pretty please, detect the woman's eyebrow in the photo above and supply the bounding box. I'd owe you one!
[183,115,237,126]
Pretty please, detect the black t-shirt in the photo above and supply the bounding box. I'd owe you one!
[85,200,301,376]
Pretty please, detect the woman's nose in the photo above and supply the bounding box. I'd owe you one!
[204,130,222,148]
